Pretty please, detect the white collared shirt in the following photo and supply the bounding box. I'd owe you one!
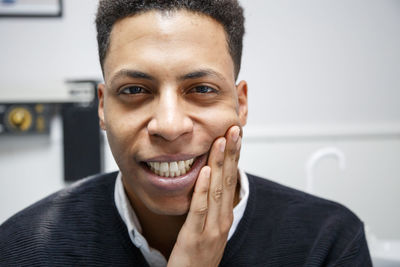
[114,168,249,267]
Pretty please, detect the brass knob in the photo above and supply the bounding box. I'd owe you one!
[8,107,33,131]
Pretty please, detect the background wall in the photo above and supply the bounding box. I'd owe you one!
[239,0,400,241]
[0,0,101,101]
[1,0,399,262]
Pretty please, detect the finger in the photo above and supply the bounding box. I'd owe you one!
[184,166,211,234]
[205,137,226,227]
[220,126,241,219]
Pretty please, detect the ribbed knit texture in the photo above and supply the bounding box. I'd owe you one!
[0,172,372,266]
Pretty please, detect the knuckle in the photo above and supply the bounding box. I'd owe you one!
[194,187,208,194]
[194,205,208,216]
[235,153,240,163]
[228,146,236,156]
[191,238,204,250]
[213,186,223,201]
[208,229,222,241]
[216,160,224,168]
[225,175,236,187]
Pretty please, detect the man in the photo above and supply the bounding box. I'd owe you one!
[0,0,372,266]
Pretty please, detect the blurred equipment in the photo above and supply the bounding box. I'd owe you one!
[0,103,52,135]
[0,80,103,182]
[61,80,101,182]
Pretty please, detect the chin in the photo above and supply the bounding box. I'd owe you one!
[147,197,191,216]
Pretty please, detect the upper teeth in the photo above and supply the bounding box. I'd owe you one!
[147,158,195,177]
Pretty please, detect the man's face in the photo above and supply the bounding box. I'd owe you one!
[98,10,248,216]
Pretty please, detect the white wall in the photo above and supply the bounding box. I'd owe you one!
[239,0,400,240]
[0,0,102,101]
[240,0,400,128]
[0,0,399,259]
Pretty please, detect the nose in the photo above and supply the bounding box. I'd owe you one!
[147,89,193,141]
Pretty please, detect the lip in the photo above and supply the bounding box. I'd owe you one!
[141,153,208,192]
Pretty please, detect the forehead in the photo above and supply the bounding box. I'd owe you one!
[104,10,235,82]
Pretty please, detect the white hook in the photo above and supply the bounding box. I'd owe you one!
[305,147,346,194]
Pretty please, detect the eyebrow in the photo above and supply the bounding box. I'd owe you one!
[109,69,155,88]
[179,69,226,82]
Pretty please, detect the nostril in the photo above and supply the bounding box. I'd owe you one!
[147,116,193,141]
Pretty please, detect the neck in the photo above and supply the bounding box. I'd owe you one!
[124,177,241,259]
[129,199,186,259]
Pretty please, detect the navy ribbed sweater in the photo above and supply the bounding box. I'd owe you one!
[0,172,372,266]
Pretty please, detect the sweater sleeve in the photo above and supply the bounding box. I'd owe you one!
[329,224,372,267]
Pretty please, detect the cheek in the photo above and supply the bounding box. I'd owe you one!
[193,103,241,145]
[105,97,149,137]
[103,101,148,162]
[105,124,130,168]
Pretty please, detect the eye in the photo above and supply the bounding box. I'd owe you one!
[190,85,218,94]
[120,86,148,95]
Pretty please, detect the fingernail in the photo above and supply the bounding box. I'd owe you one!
[202,166,211,178]
[220,138,226,152]
[232,126,240,142]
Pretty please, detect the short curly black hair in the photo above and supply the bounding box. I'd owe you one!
[95,0,245,79]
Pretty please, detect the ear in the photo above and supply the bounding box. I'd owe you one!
[97,83,106,130]
[236,80,248,127]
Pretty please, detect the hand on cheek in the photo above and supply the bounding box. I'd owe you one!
[167,126,242,267]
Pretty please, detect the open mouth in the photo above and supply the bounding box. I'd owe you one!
[141,154,208,191]
[146,158,196,178]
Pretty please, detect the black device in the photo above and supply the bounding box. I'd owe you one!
[61,81,102,182]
